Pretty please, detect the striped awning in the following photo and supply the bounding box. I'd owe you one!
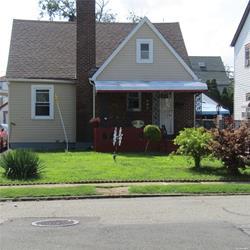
[94,81,207,93]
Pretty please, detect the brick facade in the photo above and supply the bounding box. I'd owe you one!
[95,92,195,134]
[174,93,195,134]
[96,93,153,127]
[76,0,96,142]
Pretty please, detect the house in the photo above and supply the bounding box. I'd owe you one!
[231,1,250,121]
[0,102,8,125]
[0,76,8,106]
[6,0,207,151]
[189,56,230,93]
[0,76,8,125]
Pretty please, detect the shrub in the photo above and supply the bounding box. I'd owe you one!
[143,125,161,152]
[210,125,250,175]
[0,149,42,180]
[174,127,213,168]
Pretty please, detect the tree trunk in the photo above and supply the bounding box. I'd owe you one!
[145,140,150,153]
[194,157,201,168]
[228,166,240,176]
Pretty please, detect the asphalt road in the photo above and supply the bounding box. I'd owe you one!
[0,196,250,250]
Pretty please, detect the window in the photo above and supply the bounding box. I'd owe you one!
[246,93,250,102]
[127,93,141,111]
[3,111,8,124]
[31,85,54,119]
[245,44,250,67]
[198,62,207,71]
[136,39,153,63]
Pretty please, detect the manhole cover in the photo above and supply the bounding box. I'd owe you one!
[32,219,79,227]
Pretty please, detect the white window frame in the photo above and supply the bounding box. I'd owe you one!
[127,92,142,112]
[31,85,54,120]
[136,39,153,64]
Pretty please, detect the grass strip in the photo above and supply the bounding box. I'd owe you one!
[0,185,96,199]
[129,184,250,194]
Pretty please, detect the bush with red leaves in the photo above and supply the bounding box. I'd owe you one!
[210,124,250,175]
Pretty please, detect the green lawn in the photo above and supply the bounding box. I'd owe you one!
[0,152,249,184]
[129,184,250,194]
[0,185,96,199]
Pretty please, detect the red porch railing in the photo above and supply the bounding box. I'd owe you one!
[93,127,177,153]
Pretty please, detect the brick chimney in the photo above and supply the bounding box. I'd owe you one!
[76,0,96,143]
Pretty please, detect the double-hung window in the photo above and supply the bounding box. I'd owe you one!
[245,43,250,67]
[31,85,54,120]
[136,39,153,63]
[127,93,141,112]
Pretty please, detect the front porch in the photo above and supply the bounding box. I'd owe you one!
[91,80,207,153]
[93,127,177,153]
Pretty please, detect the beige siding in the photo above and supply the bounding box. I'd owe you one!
[9,82,76,143]
[97,23,194,81]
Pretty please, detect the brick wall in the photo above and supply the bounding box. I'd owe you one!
[76,0,96,142]
[174,93,195,134]
[96,93,152,127]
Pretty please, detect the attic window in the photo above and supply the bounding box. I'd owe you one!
[245,43,250,67]
[198,62,207,71]
[136,39,153,63]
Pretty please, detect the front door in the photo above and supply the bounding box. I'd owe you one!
[160,93,174,135]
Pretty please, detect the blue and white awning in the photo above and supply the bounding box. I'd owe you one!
[196,94,230,116]
[94,81,207,93]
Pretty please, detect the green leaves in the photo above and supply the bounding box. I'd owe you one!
[0,150,43,180]
[174,127,213,168]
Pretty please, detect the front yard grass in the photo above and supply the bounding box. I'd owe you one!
[0,185,96,199]
[129,184,250,194]
[0,152,249,185]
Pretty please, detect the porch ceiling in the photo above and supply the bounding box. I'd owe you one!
[94,80,207,93]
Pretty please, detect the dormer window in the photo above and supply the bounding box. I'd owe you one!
[136,39,153,63]
[198,62,207,71]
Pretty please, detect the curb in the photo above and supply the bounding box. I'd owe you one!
[1,193,250,202]
[1,179,250,187]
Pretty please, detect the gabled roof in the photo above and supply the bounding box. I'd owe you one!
[189,56,229,87]
[7,19,191,80]
[92,17,197,80]
[231,1,250,46]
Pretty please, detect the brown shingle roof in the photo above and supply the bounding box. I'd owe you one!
[7,19,191,80]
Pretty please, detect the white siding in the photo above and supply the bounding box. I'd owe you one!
[9,82,76,143]
[97,23,194,81]
[234,12,250,120]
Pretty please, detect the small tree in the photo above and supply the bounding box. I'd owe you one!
[143,125,161,152]
[210,124,250,175]
[174,127,213,168]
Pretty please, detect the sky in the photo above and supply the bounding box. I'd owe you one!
[0,0,249,77]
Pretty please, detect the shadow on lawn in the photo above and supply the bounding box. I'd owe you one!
[188,166,250,180]
[119,152,167,158]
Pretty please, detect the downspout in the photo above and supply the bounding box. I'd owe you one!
[89,79,96,118]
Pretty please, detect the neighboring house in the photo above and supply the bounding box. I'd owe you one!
[189,56,230,93]
[231,1,250,120]
[0,76,8,125]
[0,76,8,106]
[0,102,8,125]
[6,0,207,150]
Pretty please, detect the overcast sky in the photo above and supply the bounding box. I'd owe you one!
[0,0,249,76]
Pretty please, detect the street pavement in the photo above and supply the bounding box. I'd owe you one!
[0,196,250,250]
